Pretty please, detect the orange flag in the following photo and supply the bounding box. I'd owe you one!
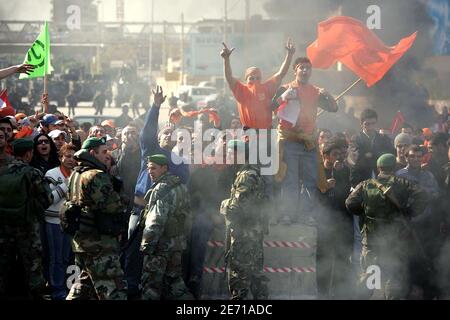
[307,16,417,87]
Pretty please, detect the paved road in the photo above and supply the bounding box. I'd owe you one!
[47,104,171,124]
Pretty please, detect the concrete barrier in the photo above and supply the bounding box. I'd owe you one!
[201,223,318,300]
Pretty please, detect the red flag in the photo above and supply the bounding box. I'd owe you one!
[391,111,405,134]
[171,108,221,128]
[0,89,15,118]
[390,111,405,134]
[307,16,417,87]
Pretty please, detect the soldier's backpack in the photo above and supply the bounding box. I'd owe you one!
[361,176,398,234]
[136,175,183,237]
[60,167,124,237]
[0,163,36,226]
[60,168,86,236]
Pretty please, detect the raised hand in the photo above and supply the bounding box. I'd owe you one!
[220,42,235,59]
[285,38,295,55]
[152,85,167,107]
[41,93,49,106]
[15,63,35,75]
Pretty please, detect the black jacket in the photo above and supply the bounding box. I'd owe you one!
[347,131,395,187]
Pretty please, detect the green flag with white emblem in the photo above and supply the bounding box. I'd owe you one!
[19,21,53,79]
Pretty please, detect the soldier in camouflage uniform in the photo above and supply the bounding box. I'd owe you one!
[345,154,428,299]
[0,138,53,299]
[66,137,127,300]
[139,154,193,300]
[220,140,269,300]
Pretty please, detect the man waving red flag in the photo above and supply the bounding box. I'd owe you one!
[307,16,417,87]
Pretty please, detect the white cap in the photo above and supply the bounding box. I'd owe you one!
[48,129,67,139]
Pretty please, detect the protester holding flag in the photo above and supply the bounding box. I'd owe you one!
[0,64,35,81]
[272,56,338,225]
[19,21,53,113]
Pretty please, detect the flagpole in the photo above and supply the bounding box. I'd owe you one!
[43,75,48,113]
[317,78,362,117]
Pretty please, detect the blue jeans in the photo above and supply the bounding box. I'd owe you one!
[124,207,144,296]
[280,141,319,220]
[352,215,362,265]
[45,222,73,300]
[39,222,49,283]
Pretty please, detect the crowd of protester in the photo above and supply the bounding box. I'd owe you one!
[0,51,449,301]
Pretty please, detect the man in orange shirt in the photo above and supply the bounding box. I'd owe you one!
[221,39,295,130]
[273,57,338,225]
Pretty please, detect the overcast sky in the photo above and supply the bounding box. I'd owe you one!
[0,0,268,22]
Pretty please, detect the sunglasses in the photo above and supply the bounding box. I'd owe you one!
[248,76,261,81]
[37,139,50,145]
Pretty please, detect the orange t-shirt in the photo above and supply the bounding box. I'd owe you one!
[279,81,320,135]
[232,77,279,129]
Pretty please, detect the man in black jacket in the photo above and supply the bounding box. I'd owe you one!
[346,108,395,284]
[347,108,395,187]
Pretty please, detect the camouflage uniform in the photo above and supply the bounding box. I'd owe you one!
[345,173,428,299]
[140,173,193,300]
[66,149,127,300]
[0,160,52,298]
[220,164,269,300]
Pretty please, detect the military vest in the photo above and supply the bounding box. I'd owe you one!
[66,166,123,236]
[360,176,401,243]
[0,162,40,226]
[142,174,189,239]
[227,165,266,225]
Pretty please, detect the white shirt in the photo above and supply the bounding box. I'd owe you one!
[45,166,70,224]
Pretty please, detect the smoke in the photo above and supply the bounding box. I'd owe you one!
[262,0,444,300]
[263,0,436,129]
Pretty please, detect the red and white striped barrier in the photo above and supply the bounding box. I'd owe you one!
[264,241,312,249]
[207,241,225,247]
[207,240,313,249]
[203,266,316,273]
[263,267,316,273]
[204,267,226,273]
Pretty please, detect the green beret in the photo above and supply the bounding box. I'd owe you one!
[147,154,169,166]
[11,138,34,153]
[227,139,246,150]
[82,137,106,150]
[377,153,396,168]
